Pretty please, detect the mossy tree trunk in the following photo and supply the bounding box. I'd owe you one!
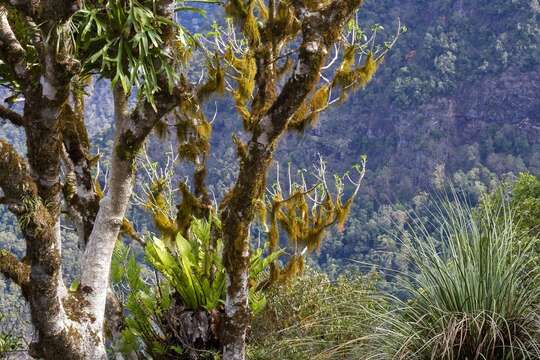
[0,0,190,358]
[219,1,364,359]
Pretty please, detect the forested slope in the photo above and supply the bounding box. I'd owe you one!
[198,0,540,271]
[284,0,540,270]
[0,0,538,302]
[0,0,538,357]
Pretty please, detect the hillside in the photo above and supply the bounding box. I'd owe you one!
[279,0,540,270]
[1,0,539,271]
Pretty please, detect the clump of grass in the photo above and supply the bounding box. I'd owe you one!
[248,269,384,360]
[371,197,540,359]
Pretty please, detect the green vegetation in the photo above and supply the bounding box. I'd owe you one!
[112,174,540,359]
[249,176,540,359]
[475,174,540,245]
[0,0,539,357]
[372,195,540,359]
[249,271,382,360]
[0,314,21,358]
[112,218,279,358]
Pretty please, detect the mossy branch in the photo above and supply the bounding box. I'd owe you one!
[0,249,30,290]
[0,139,38,207]
[0,6,29,85]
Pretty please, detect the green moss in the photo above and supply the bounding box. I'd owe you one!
[115,129,139,163]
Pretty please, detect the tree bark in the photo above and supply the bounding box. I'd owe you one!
[220,2,363,358]
[221,33,328,360]
[0,2,183,358]
[76,80,190,357]
[22,47,80,357]
[78,86,135,358]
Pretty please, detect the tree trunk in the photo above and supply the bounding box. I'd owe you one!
[219,7,345,356]
[78,86,135,357]
[221,143,273,360]
[21,48,84,358]
[0,2,183,358]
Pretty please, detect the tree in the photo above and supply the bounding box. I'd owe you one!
[0,0,191,357]
[204,1,401,358]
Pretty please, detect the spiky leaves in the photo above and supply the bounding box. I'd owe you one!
[113,218,280,357]
[373,197,540,359]
[74,0,184,107]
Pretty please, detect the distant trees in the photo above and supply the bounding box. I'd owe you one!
[480,172,540,240]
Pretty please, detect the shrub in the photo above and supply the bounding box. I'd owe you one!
[372,197,540,359]
[504,173,540,239]
[113,218,279,359]
[248,269,383,360]
[0,314,21,359]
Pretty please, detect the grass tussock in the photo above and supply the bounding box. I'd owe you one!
[248,270,384,360]
[370,197,540,360]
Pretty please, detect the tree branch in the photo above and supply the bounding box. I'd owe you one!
[0,139,37,205]
[0,104,25,126]
[0,141,33,293]
[253,0,363,145]
[117,81,195,162]
[220,2,365,358]
[0,249,30,290]
[61,94,100,247]
[0,6,29,83]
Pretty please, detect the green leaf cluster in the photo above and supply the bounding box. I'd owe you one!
[74,0,186,106]
[146,217,280,312]
[146,218,225,311]
[112,218,280,357]
[0,314,21,357]
[372,196,540,359]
